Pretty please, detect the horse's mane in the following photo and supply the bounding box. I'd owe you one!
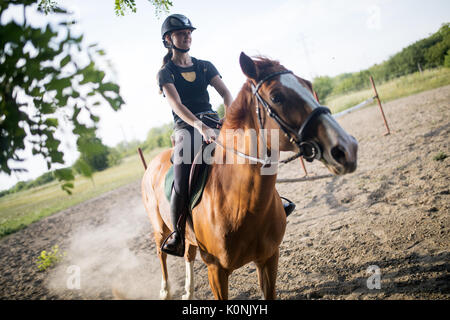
[225,56,286,130]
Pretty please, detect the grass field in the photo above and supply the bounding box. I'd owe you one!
[0,148,163,238]
[325,67,450,113]
[1,67,449,239]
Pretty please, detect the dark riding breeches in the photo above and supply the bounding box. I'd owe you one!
[172,126,201,199]
[171,114,219,231]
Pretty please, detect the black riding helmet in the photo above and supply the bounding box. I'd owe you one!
[161,14,196,51]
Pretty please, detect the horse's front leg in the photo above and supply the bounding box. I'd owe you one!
[206,263,230,300]
[256,249,279,300]
[182,244,197,300]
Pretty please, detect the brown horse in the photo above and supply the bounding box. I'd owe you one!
[141,52,358,300]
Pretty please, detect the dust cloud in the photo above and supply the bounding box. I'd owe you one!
[45,194,183,299]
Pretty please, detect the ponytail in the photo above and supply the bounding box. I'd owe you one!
[159,49,173,95]
[162,49,173,69]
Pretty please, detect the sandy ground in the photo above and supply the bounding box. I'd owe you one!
[0,86,448,300]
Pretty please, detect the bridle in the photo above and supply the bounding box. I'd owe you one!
[251,70,331,164]
[211,70,331,166]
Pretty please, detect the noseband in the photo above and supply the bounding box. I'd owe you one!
[251,70,331,163]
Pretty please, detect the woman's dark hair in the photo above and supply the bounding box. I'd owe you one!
[159,48,173,95]
[162,49,173,69]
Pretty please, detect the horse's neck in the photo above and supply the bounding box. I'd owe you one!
[211,128,278,221]
[213,91,279,203]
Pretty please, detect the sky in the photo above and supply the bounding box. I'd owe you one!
[1,0,449,190]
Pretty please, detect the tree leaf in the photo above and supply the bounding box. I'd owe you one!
[99,82,120,93]
[60,55,71,68]
[44,118,58,127]
[54,168,74,181]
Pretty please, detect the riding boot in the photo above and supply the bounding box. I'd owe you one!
[281,197,296,217]
[161,189,188,257]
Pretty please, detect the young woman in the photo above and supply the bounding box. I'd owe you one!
[157,14,295,257]
[157,14,233,257]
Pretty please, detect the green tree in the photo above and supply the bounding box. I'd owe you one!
[114,0,173,16]
[322,23,449,98]
[37,0,174,16]
[424,24,450,68]
[0,0,125,193]
[107,148,122,167]
[76,132,110,172]
[144,124,173,150]
[312,76,333,102]
[444,50,450,68]
[72,157,93,183]
[27,171,55,188]
[216,104,225,118]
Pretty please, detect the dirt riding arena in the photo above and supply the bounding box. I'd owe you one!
[0,86,448,300]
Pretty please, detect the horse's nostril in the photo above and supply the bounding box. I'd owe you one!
[331,145,347,166]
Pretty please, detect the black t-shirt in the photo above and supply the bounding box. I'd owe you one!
[157,57,221,124]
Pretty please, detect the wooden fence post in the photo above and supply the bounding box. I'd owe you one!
[370,76,391,135]
[138,148,147,170]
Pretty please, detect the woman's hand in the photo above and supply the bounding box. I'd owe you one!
[196,123,217,144]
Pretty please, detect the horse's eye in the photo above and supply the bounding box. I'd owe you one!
[270,93,284,104]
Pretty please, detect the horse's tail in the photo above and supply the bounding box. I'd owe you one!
[138,148,147,170]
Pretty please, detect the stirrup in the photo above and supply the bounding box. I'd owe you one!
[161,230,185,257]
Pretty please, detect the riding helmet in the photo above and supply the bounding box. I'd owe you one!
[161,14,196,48]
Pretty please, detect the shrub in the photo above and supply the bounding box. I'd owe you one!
[433,152,447,161]
[312,76,333,101]
[444,50,450,68]
[107,148,123,167]
[36,245,66,271]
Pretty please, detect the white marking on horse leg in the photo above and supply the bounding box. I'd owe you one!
[182,261,195,300]
[160,278,171,300]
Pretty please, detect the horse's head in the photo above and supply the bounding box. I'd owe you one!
[239,52,358,175]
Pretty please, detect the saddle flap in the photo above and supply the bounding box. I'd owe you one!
[188,141,214,207]
[164,141,215,212]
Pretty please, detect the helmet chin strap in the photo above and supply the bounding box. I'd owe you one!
[172,44,190,53]
[169,34,190,53]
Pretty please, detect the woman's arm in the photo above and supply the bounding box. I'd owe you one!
[210,75,233,111]
[162,83,216,143]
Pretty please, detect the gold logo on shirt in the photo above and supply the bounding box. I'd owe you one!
[181,71,196,82]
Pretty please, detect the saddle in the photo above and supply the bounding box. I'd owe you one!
[165,113,221,212]
[164,141,213,212]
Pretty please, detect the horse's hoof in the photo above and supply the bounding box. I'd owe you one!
[182,293,194,300]
[160,290,171,300]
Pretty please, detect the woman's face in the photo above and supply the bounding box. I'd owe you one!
[166,29,192,50]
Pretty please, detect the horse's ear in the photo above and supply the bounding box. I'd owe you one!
[239,52,258,80]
